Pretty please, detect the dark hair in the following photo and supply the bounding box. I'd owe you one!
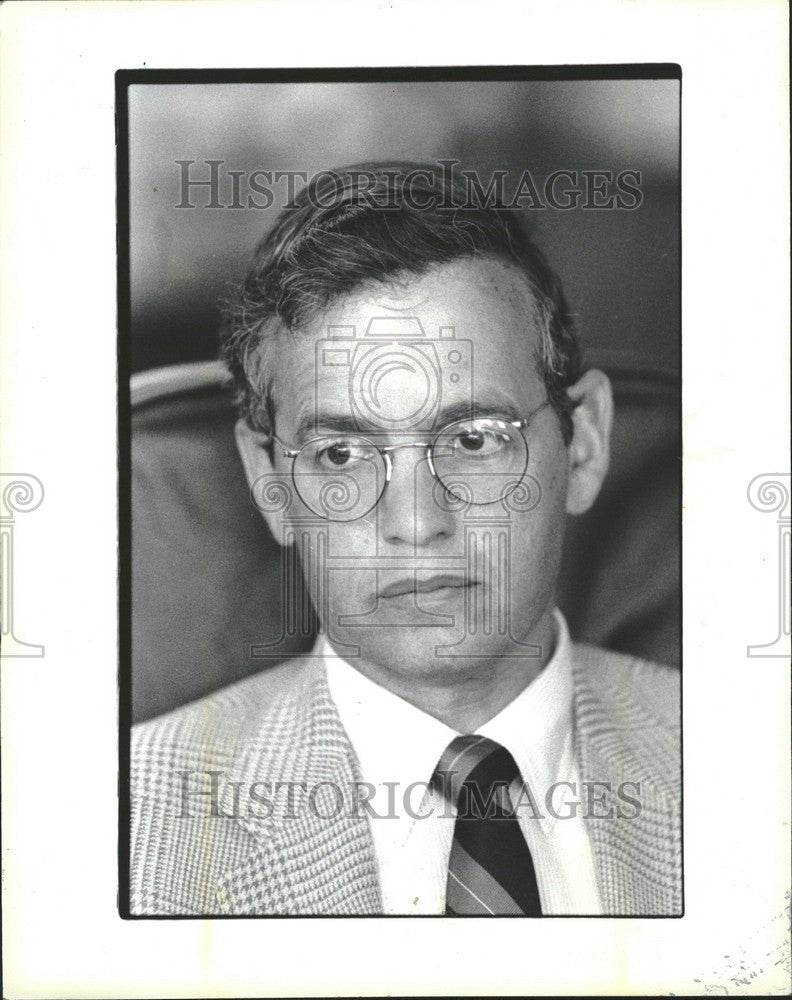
[220,161,582,443]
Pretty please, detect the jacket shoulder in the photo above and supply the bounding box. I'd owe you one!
[571,642,680,732]
[570,643,680,798]
[129,655,318,915]
[132,654,316,751]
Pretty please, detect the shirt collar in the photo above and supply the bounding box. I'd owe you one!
[322,637,456,801]
[322,608,574,798]
[478,609,574,799]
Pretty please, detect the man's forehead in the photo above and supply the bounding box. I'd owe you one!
[269,257,545,435]
[274,258,542,346]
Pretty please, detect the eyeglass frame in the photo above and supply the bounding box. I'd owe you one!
[262,397,552,518]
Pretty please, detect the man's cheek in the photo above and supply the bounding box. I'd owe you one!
[298,529,377,621]
[324,519,379,559]
[497,521,552,595]
[325,569,378,618]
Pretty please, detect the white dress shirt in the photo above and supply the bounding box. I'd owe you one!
[323,609,602,915]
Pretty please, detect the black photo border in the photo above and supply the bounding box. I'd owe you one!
[117,63,683,920]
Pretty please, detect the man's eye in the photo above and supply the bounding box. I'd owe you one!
[323,444,353,467]
[459,430,486,452]
[454,428,504,455]
[317,441,371,468]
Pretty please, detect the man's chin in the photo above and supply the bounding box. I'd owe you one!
[322,622,542,682]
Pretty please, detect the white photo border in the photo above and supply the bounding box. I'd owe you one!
[0,1,789,997]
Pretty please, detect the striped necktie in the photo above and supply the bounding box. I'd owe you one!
[433,734,543,916]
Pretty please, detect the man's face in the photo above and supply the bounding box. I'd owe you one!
[240,257,607,683]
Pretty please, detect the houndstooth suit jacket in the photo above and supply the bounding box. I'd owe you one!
[129,644,681,916]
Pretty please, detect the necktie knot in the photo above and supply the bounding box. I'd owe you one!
[433,734,520,818]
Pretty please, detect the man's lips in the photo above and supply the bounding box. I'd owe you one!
[379,574,477,599]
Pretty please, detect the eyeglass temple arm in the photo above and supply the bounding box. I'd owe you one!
[254,429,297,458]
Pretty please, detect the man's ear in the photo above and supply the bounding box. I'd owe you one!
[234,418,294,546]
[565,369,613,516]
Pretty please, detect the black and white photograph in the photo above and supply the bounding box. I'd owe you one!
[1,2,789,997]
[121,69,682,918]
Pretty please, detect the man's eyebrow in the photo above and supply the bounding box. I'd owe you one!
[433,399,523,425]
[294,412,363,442]
[293,399,524,442]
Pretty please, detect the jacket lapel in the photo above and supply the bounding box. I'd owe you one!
[211,645,680,916]
[214,659,382,915]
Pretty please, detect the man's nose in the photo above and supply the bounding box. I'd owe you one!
[378,446,456,547]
